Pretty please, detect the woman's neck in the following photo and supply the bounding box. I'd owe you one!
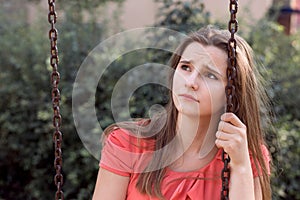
[175,112,222,158]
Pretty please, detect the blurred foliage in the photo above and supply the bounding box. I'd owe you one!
[0,0,299,199]
[247,17,300,199]
[270,117,300,199]
[247,7,300,199]
[154,0,212,33]
[0,0,123,199]
[95,49,170,127]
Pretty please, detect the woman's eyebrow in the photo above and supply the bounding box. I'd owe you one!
[179,60,192,64]
[179,60,224,78]
[204,64,223,77]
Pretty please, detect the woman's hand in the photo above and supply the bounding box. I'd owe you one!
[215,112,250,168]
[215,112,260,200]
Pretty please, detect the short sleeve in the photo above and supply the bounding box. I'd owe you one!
[250,145,271,177]
[99,128,154,177]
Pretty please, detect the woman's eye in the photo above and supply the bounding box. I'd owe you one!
[206,73,218,80]
[181,65,191,72]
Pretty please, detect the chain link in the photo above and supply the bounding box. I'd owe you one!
[48,0,64,199]
[221,0,239,199]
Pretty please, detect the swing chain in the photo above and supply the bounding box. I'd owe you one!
[48,0,64,199]
[221,0,238,200]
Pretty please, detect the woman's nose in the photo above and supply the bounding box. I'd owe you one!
[185,72,199,90]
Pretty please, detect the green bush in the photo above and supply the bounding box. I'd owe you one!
[0,1,123,199]
[248,19,300,199]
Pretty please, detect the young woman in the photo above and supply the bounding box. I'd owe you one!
[93,26,272,200]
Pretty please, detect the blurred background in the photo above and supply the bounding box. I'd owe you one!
[0,0,299,199]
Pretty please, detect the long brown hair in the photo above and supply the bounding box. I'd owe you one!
[104,26,272,199]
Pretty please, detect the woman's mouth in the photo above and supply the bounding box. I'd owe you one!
[179,94,199,102]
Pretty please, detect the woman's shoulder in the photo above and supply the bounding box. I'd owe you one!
[103,126,156,153]
[100,126,155,175]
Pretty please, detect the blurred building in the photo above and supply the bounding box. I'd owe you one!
[119,0,273,29]
[276,0,300,34]
[2,0,300,34]
[121,0,300,34]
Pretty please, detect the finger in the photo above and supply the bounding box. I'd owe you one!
[215,130,246,150]
[217,120,241,134]
[215,137,238,154]
[221,112,245,128]
[215,138,231,151]
[215,130,239,142]
[215,131,232,141]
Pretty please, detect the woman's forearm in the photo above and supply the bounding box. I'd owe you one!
[229,162,255,200]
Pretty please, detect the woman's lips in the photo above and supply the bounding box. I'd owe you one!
[179,94,199,102]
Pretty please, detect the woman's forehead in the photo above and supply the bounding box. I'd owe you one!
[180,42,227,72]
[181,42,212,62]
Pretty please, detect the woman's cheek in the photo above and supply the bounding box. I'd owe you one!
[209,85,226,113]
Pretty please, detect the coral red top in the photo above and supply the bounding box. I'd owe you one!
[100,128,270,200]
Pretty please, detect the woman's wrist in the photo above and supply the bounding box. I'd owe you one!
[230,157,252,176]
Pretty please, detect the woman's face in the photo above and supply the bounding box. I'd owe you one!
[172,42,227,118]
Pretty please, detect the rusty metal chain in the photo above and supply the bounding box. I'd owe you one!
[221,0,239,199]
[221,152,231,200]
[48,0,64,199]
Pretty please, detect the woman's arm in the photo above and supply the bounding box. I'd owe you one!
[254,177,263,199]
[229,161,255,200]
[92,168,130,200]
[230,170,263,199]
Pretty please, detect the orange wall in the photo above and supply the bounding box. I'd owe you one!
[12,0,272,31]
[119,0,273,29]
